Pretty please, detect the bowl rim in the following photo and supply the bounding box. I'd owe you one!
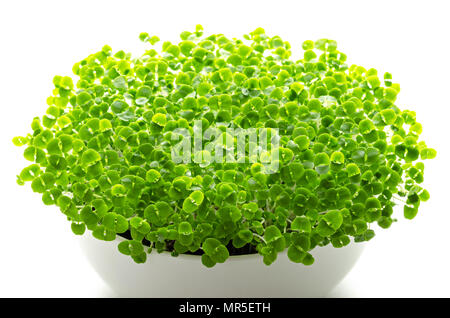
[84,233,363,262]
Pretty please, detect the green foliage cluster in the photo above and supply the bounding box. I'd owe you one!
[13,25,435,267]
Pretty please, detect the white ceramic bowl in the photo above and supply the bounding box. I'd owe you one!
[79,234,364,297]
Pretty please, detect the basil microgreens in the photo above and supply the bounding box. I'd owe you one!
[14,26,435,267]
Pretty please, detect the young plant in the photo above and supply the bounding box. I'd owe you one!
[13,26,436,267]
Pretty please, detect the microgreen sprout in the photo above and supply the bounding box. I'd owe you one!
[14,26,435,267]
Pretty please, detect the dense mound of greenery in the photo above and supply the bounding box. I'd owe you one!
[13,26,435,267]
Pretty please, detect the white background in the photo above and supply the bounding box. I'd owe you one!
[0,0,449,297]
